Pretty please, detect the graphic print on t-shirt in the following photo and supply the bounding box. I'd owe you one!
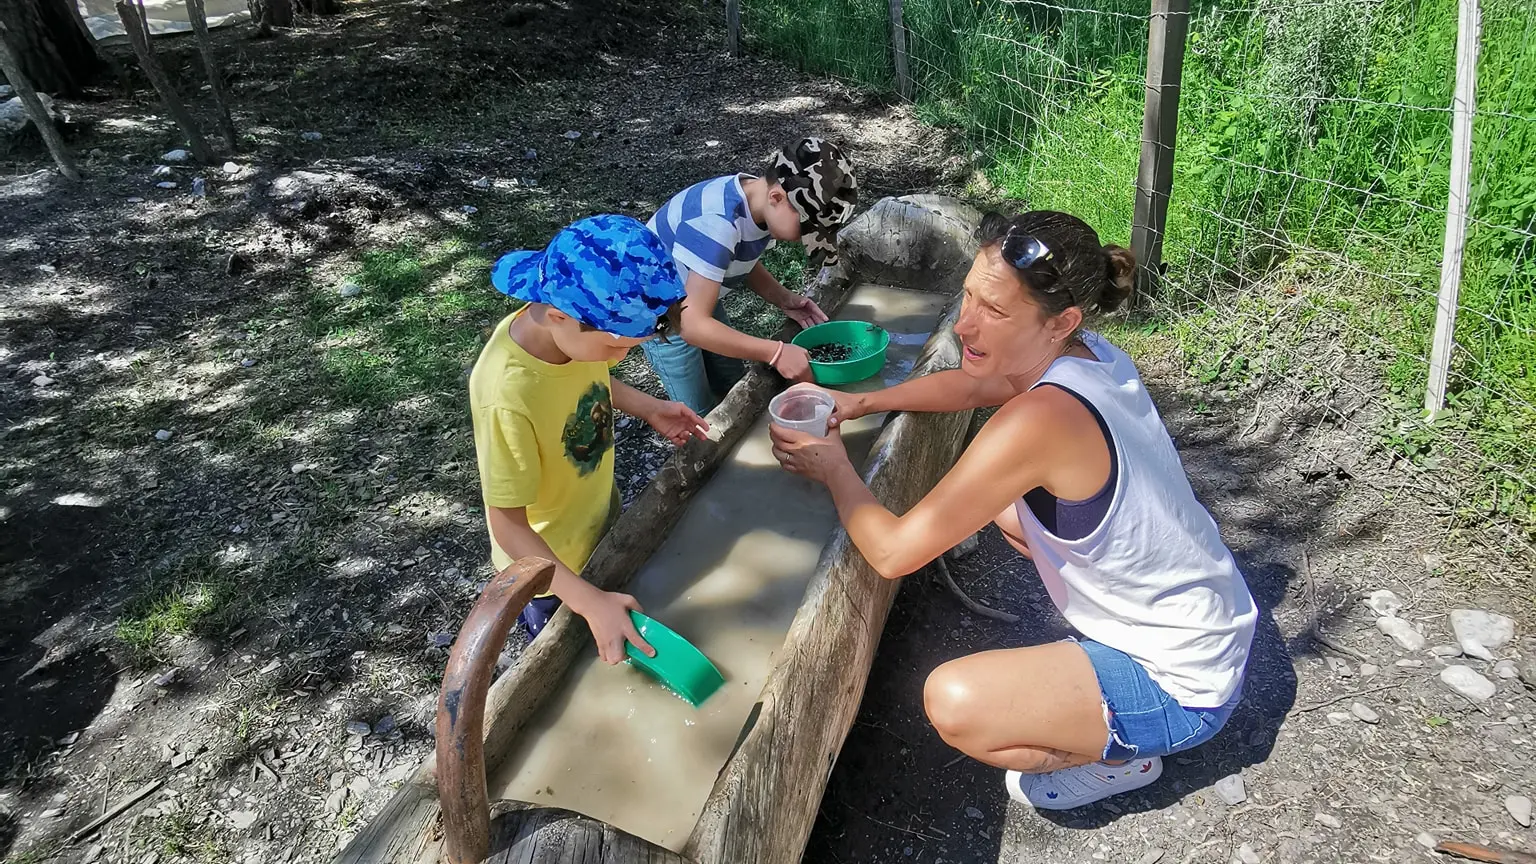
[562,382,613,475]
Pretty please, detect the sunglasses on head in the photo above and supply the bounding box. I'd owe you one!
[999,230,1062,292]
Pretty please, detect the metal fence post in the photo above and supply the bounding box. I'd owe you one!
[1130,0,1190,301]
[890,0,911,99]
[726,0,741,57]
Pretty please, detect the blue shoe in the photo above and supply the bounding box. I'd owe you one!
[519,595,562,639]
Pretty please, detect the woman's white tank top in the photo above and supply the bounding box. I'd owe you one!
[1014,333,1257,707]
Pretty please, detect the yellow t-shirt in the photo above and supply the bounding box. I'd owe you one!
[469,311,617,576]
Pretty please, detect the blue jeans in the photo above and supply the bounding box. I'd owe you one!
[641,302,748,415]
[1076,639,1242,761]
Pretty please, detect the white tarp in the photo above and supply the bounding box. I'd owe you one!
[77,0,250,43]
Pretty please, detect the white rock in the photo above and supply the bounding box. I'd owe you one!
[563,130,582,140]
[156,181,178,190]
[1213,773,1246,805]
[31,374,55,387]
[1359,663,1380,676]
[325,787,347,814]
[228,810,258,830]
[1235,843,1260,864]
[1416,832,1437,849]
[152,165,175,178]
[1440,665,1497,701]
[161,149,190,163]
[348,776,371,795]
[460,205,478,215]
[1494,659,1520,679]
[339,281,363,298]
[1350,702,1380,724]
[126,196,145,203]
[1429,644,1462,658]
[41,807,65,818]
[1377,617,1426,651]
[191,178,206,198]
[1314,812,1342,829]
[1507,795,1532,827]
[1450,609,1515,661]
[301,131,323,141]
[1363,589,1403,618]
[0,94,55,136]
[1326,711,1352,725]
[222,161,240,174]
[154,429,173,441]
[1396,658,1424,668]
[705,139,721,147]
[472,176,492,189]
[241,358,257,368]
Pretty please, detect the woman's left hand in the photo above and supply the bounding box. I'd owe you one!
[769,423,850,484]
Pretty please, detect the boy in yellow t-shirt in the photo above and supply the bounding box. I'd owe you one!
[471,215,709,664]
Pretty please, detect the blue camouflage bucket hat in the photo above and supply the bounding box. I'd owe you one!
[490,214,687,339]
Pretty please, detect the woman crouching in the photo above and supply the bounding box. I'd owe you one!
[769,210,1257,809]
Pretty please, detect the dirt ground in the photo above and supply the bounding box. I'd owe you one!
[2,1,1533,863]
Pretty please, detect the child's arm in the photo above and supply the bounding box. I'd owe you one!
[678,272,815,383]
[485,505,655,664]
[611,379,710,443]
[745,260,828,329]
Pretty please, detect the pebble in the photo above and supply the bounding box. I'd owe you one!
[1396,658,1424,668]
[41,807,64,818]
[1494,659,1520,679]
[1350,702,1380,724]
[1314,812,1342,829]
[1363,589,1403,618]
[83,844,104,863]
[346,720,371,737]
[191,177,206,198]
[429,632,454,648]
[472,176,491,189]
[460,205,478,215]
[1326,711,1352,725]
[964,806,983,820]
[1440,665,1497,701]
[154,429,173,442]
[524,148,537,160]
[1235,843,1260,864]
[1450,609,1515,661]
[31,375,55,387]
[301,131,323,141]
[126,196,145,203]
[241,358,257,368]
[1213,773,1247,805]
[374,715,397,736]
[1416,832,1437,849]
[1508,795,1532,827]
[152,164,175,178]
[156,181,179,190]
[338,281,363,298]
[1327,657,1354,677]
[228,810,258,830]
[325,787,347,814]
[1429,644,1462,658]
[1377,617,1426,651]
[705,139,721,147]
[161,148,190,163]
[1137,852,1165,864]
[563,130,582,140]
[222,161,240,174]
[1359,663,1380,676]
[348,776,371,795]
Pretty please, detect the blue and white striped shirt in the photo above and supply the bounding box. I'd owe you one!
[646,174,775,287]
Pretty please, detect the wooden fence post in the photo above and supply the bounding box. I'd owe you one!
[1425,0,1481,416]
[726,0,740,57]
[890,0,911,99]
[1130,0,1189,301]
[0,22,80,181]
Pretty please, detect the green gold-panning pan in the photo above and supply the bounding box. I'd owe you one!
[623,611,726,707]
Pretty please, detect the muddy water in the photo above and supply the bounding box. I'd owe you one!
[490,284,952,851]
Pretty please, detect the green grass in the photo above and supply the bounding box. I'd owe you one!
[116,553,245,665]
[745,0,1536,536]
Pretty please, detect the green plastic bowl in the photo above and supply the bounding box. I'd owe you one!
[791,320,891,386]
[624,611,726,707]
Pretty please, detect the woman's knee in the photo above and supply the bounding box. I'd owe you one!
[923,661,982,740]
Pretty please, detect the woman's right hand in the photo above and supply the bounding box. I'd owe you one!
[772,342,815,383]
[568,587,655,665]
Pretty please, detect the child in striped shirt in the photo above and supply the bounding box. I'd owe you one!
[643,138,858,414]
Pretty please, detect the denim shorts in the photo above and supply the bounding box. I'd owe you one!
[1077,639,1242,761]
[639,298,747,415]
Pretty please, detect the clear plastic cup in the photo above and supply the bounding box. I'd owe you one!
[769,389,835,437]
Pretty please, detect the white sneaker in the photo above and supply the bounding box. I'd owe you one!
[1006,756,1163,810]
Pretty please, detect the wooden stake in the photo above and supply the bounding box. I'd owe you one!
[0,22,81,181]
[1425,0,1481,416]
[116,0,215,163]
[1129,0,1190,301]
[889,0,910,100]
[725,0,740,57]
[67,779,163,844]
[186,0,237,151]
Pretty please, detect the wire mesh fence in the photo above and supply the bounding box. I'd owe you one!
[738,0,1536,552]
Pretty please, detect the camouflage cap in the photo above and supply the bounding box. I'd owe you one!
[769,137,858,268]
[490,215,687,339]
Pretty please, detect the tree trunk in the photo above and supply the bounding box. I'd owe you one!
[116,0,214,162]
[296,0,338,14]
[0,0,103,96]
[185,0,234,150]
[249,0,291,36]
[0,20,79,179]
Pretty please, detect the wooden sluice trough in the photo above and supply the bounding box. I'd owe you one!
[333,196,983,864]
